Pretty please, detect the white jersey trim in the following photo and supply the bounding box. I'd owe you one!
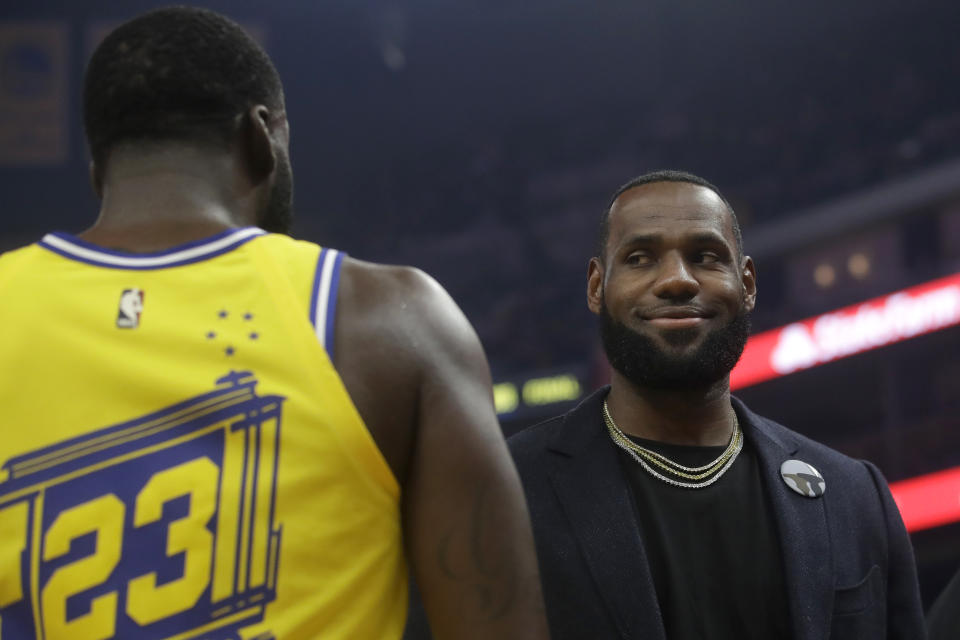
[310,248,345,356]
[38,228,266,269]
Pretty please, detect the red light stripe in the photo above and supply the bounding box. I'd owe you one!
[731,272,960,390]
[890,467,960,533]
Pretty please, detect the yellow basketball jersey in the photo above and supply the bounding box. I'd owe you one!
[0,229,406,640]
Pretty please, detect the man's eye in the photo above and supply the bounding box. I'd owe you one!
[696,251,721,263]
[626,253,651,265]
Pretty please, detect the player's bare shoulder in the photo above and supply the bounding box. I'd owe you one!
[332,257,491,483]
[335,257,484,366]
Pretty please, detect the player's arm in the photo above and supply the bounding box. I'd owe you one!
[400,269,548,639]
[334,261,549,639]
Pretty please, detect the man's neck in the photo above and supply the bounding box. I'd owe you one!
[78,219,242,254]
[605,372,735,446]
[81,146,258,253]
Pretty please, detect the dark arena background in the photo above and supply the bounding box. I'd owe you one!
[3,0,960,617]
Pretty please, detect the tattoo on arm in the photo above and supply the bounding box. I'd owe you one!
[436,483,520,622]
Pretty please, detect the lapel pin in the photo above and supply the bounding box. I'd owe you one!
[780,460,826,498]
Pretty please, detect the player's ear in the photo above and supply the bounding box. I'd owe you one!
[742,256,757,312]
[241,104,277,184]
[89,160,103,199]
[587,257,605,315]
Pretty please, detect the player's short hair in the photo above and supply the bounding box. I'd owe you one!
[83,6,284,167]
[597,169,744,262]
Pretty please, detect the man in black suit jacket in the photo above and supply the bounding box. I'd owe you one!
[509,170,926,639]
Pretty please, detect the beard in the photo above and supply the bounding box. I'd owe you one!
[258,152,294,234]
[599,302,751,391]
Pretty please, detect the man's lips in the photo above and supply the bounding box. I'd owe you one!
[641,307,714,329]
[647,316,705,329]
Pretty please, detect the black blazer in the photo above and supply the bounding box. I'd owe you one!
[508,387,926,640]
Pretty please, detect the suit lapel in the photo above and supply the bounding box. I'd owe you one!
[546,389,666,640]
[735,399,834,640]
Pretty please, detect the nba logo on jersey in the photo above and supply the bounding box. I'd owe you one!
[117,288,144,328]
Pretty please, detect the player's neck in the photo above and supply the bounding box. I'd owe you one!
[81,147,259,253]
[605,372,735,446]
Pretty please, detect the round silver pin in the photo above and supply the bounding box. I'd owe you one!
[780,459,826,498]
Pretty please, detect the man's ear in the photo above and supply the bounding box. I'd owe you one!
[742,256,757,312]
[587,257,605,315]
[89,160,103,199]
[241,104,278,183]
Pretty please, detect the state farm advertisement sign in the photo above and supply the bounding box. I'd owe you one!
[730,272,960,390]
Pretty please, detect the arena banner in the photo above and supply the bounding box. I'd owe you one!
[731,271,960,390]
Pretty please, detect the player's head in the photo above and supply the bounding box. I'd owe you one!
[83,6,292,233]
[587,171,756,390]
[596,170,743,264]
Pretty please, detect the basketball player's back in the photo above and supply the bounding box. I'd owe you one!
[0,6,549,639]
[0,231,408,638]
[0,230,547,640]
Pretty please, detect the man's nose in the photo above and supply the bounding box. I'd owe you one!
[651,252,699,299]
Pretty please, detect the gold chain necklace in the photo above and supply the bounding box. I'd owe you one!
[602,400,744,489]
[604,402,740,475]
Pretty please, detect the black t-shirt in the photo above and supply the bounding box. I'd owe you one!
[616,433,792,639]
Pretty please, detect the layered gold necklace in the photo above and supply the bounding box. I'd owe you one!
[602,400,743,489]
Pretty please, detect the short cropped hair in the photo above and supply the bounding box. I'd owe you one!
[597,169,743,262]
[83,6,284,167]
